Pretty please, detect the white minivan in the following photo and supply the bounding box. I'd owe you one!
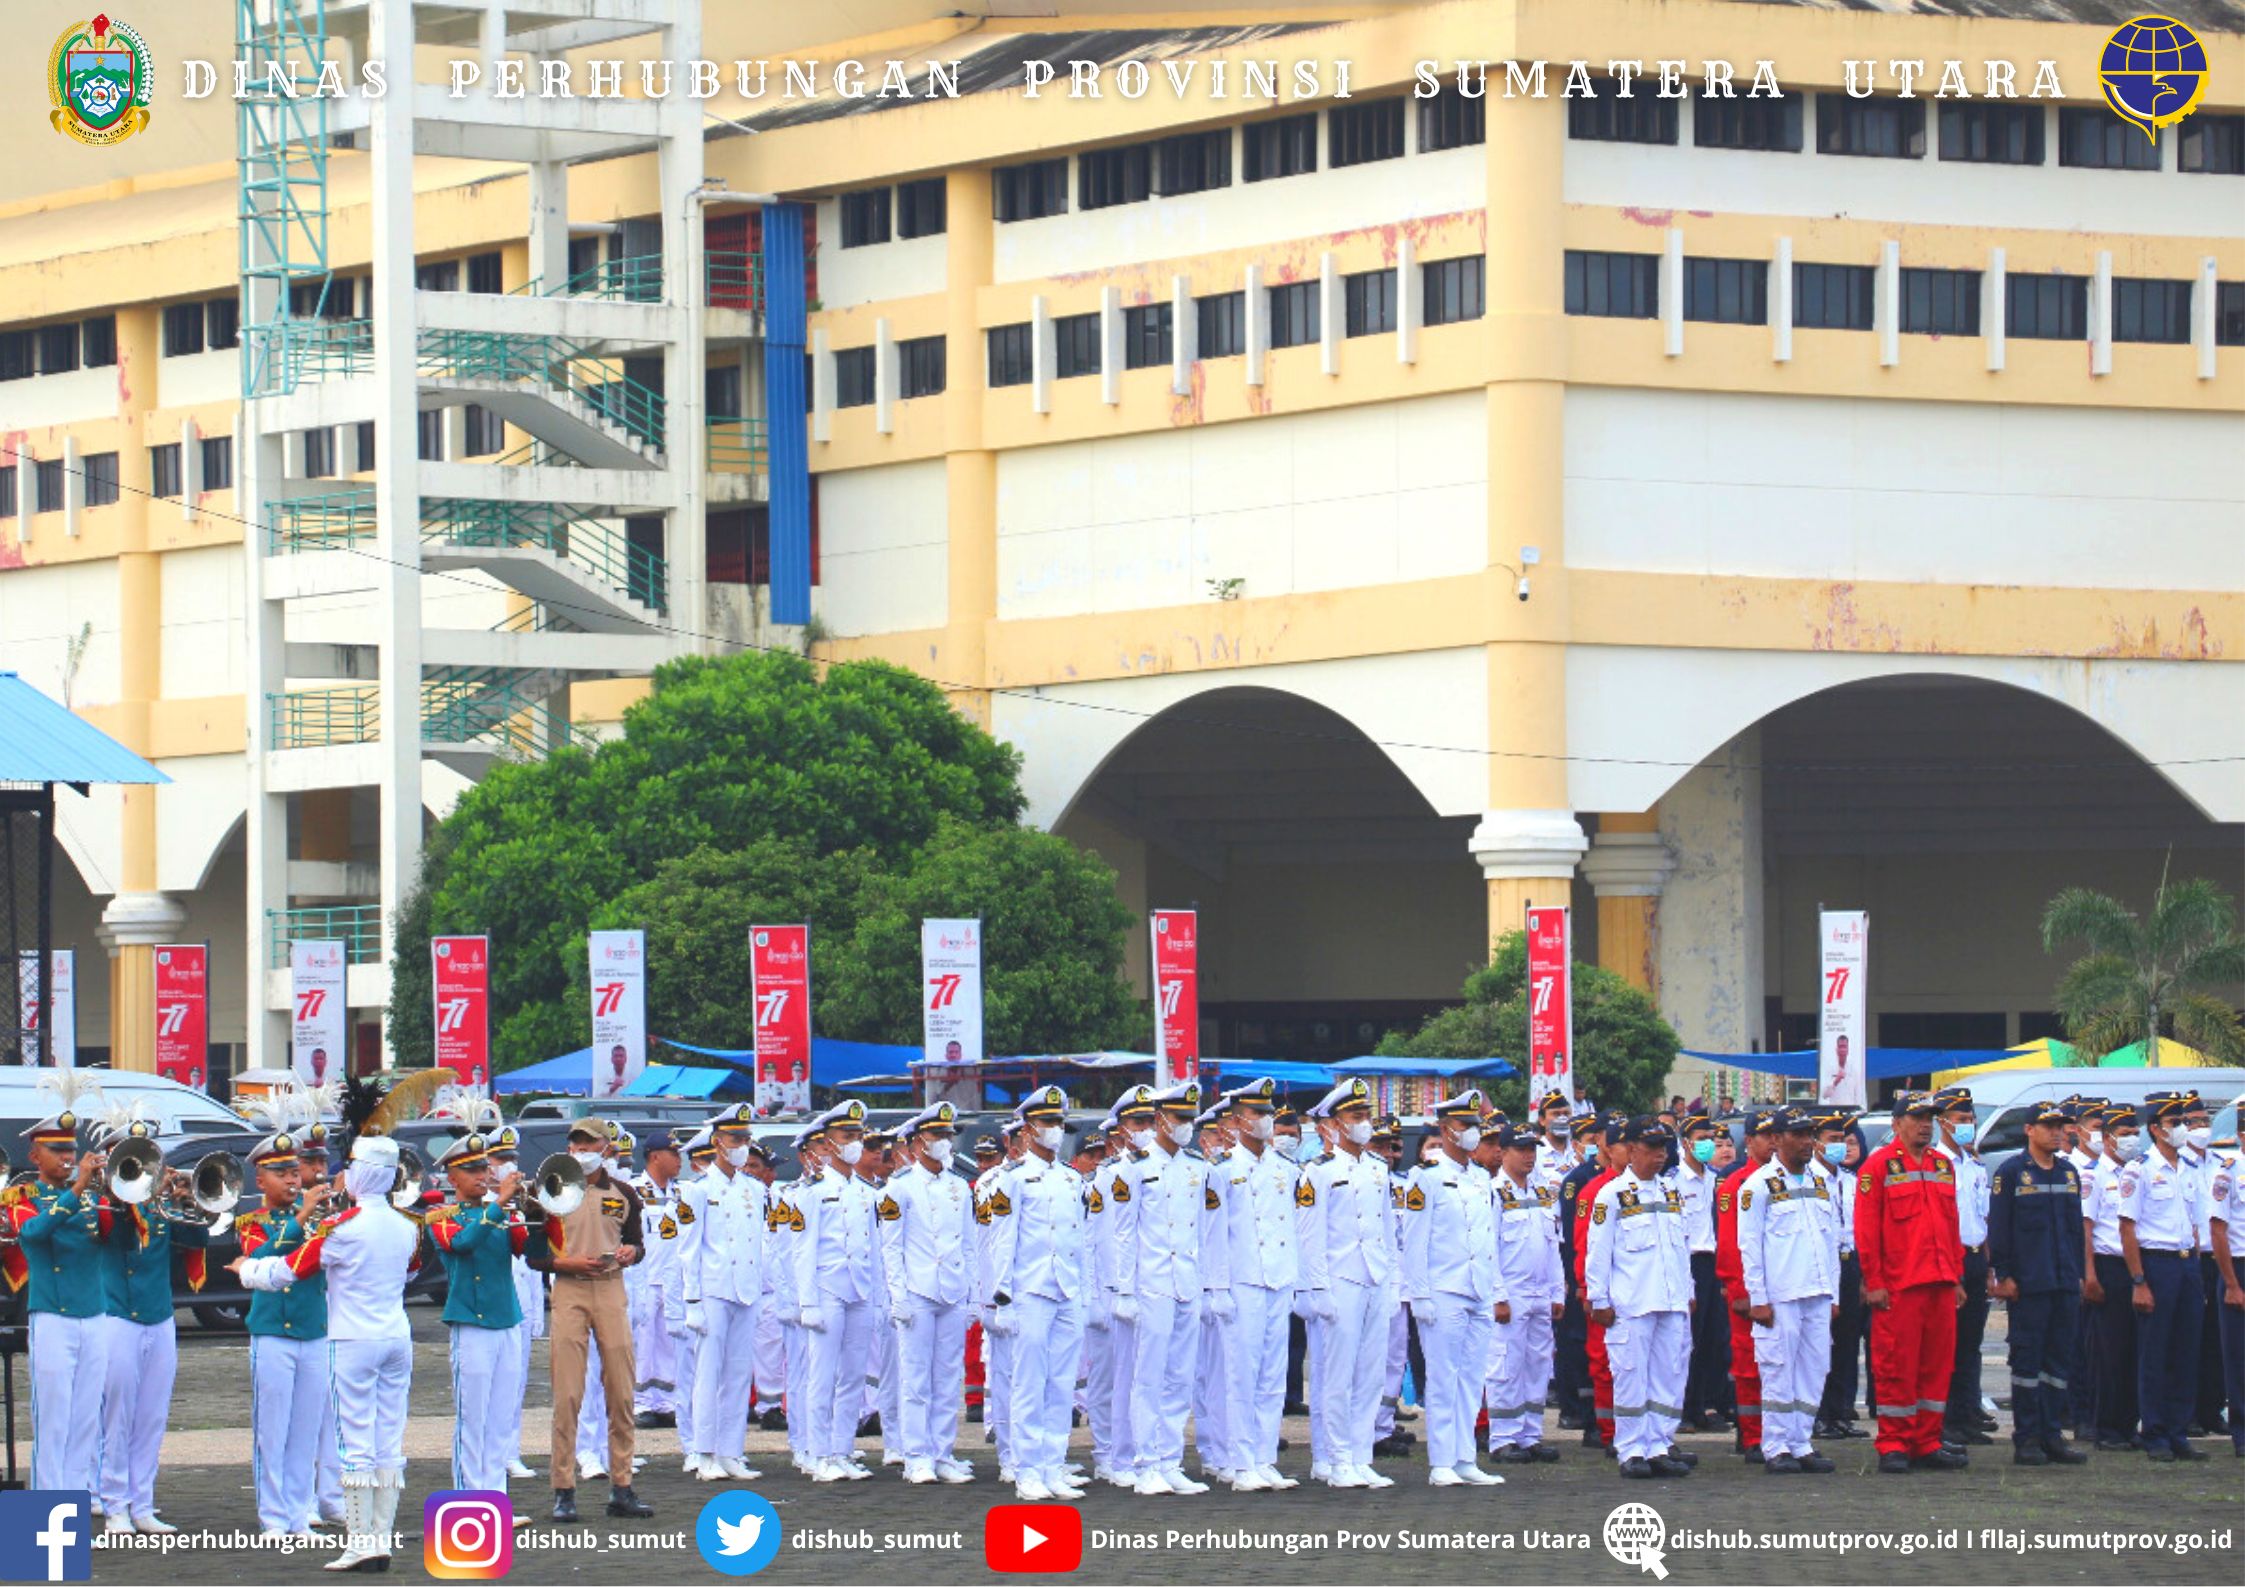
[1961,1066,2245,1171]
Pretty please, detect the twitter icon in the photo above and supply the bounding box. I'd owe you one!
[696,1491,782,1577]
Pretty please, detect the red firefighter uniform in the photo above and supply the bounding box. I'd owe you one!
[1573,1160,1619,1449]
[1854,1123,1964,1458]
[1713,1157,1763,1455]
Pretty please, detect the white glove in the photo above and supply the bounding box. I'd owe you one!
[684,1301,707,1336]
[1088,1298,1111,1332]
[890,1302,913,1331]
[800,1304,828,1333]
[1309,1288,1337,1322]
[986,1303,1019,1339]
[1206,1289,1236,1323]
[1111,1293,1139,1326]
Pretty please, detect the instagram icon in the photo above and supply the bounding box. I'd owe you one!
[423,1490,515,1580]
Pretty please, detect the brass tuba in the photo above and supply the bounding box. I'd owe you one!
[106,1138,166,1206]
[533,1152,586,1218]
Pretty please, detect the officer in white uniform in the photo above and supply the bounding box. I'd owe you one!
[1191,1104,1240,1479]
[629,1135,684,1431]
[1111,1080,1231,1496]
[667,1129,714,1469]
[1485,1124,1564,1462]
[485,1129,544,1482]
[1532,1092,1580,1188]
[974,1121,1026,1477]
[1213,1078,1301,1493]
[1087,1099,1144,1486]
[1585,1116,1696,1480]
[1370,1116,1414,1456]
[1296,1077,1397,1490]
[770,1128,819,1474]
[1401,1090,1504,1487]
[878,1101,976,1485]
[681,1103,768,1480]
[987,1086,1088,1501]
[1737,1106,1842,1474]
[796,1100,879,1482]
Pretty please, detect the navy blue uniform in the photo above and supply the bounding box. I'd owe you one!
[1553,1157,1602,1427]
[1988,1152,2085,1452]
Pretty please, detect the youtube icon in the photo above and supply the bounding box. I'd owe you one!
[983,1504,1084,1573]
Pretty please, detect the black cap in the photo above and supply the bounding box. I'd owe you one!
[1932,1086,1975,1113]
[1620,1114,1673,1146]
[1496,1125,1540,1151]
[2025,1101,2071,1127]
[1891,1091,1940,1118]
[1745,1108,1781,1135]
[1770,1105,1817,1134]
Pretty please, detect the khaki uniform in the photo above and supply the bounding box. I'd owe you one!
[531,1176,644,1482]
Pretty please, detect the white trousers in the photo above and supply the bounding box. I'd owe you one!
[985,1320,1014,1467]
[1193,1301,1229,1467]
[498,1316,535,1472]
[331,1335,413,1480]
[1374,1296,1408,1438]
[30,1313,106,1497]
[1221,1284,1291,1472]
[692,1297,759,1459]
[1754,1294,1834,1458]
[1303,1312,1331,1467]
[782,1318,810,1455]
[673,1323,702,1457]
[1082,1319,1118,1465]
[894,1296,969,1465]
[753,1302,786,1412]
[1127,1293,1199,1476]
[634,1278,679,1414]
[450,1324,516,1492]
[1487,1303,1556,1449]
[250,1334,329,1532]
[807,1295,876,1461]
[1415,1295,1495,1471]
[1313,1281,1389,1470]
[1607,1309,1689,1463]
[97,1315,175,1520]
[1106,1312,1140,1474]
[1008,1294,1085,1480]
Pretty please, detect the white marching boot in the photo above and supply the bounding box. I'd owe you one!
[322,1479,382,1573]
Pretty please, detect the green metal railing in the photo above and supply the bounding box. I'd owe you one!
[492,602,578,635]
[284,318,375,383]
[416,329,666,453]
[509,253,665,304]
[707,251,764,314]
[268,903,385,969]
[422,497,667,613]
[707,416,769,474]
[267,486,377,553]
[269,686,378,749]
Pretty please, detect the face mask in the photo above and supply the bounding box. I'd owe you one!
[1034,1125,1064,1153]
[1273,1136,1299,1160]
[1691,1139,1717,1164]
[570,1151,604,1174]
[1583,1142,1598,1162]
[1246,1115,1275,1141]
[1951,1123,1977,1147]
[1166,1120,1195,1148]
[2113,1135,2141,1161]
[1822,1141,1847,1164]
[2086,1131,2103,1153]
[836,1141,864,1166]
[1344,1120,1374,1148]
[724,1145,750,1169]
[2164,1123,2189,1150]
[1456,1127,1483,1153]
[925,1139,954,1168]
[1127,1127,1155,1152]
[2185,1126,2211,1152]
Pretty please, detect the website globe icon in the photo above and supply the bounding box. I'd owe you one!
[2098,15,2209,136]
[1603,1501,1670,1579]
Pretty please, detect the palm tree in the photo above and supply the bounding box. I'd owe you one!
[2040,863,2245,1067]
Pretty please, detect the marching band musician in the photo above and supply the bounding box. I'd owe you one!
[5,1073,110,1499]
[877,1101,976,1485]
[682,1103,769,1481]
[486,1127,544,1482]
[426,1132,532,1505]
[233,1131,424,1574]
[237,1127,330,1539]
[296,1111,348,1522]
[93,1103,214,1536]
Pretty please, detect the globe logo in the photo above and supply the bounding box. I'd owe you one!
[2097,15,2209,143]
[1602,1501,1670,1580]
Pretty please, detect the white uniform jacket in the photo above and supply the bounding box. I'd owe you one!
[1400,1155,1501,1308]
[1109,1147,1231,1305]
[1736,1159,1841,1306]
[1583,1171,1693,1319]
[877,1162,974,1310]
[680,1165,769,1308]
[1492,1169,1563,1307]
[793,1166,877,1304]
[1219,1142,1301,1293]
[1296,1148,1396,1295]
[988,1155,1086,1303]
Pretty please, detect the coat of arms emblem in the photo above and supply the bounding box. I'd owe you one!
[50,15,153,147]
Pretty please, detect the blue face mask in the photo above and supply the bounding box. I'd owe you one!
[1690,1139,1717,1164]
[1952,1122,1977,1147]
[1822,1141,1847,1164]
[1582,1142,1598,1162]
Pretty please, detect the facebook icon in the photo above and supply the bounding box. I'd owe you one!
[0,1491,92,1582]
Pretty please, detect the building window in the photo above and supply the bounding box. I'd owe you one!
[0,331,29,381]
[1900,268,1981,336]
[840,187,892,248]
[35,459,64,512]
[354,421,375,471]
[1268,281,1320,350]
[81,316,116,368]
[462,406,504,457]
[416,258,461,292]
[2005,274,2089,340]
[201,435,234,490]
[1243,113,1318,181]
[1793,262,1876,330]
[1122,304,1173,369]
[2111,277,2192,344]
[899,335,946,398]
[1939,102,2044,165]
[569,236,604,282]
[896,178,946,238]
[304,428,337,478]
[2217,281,2245,346]
[1418,87,1485,152]
[1423,256,1486,326]
[1079,145,1152,210]
[1564,251,1659,319]
[833,346,877,407]
[986,323,1034,387]
[992,158,1068,222]
[466,251,505,294]
[1154,131,1231,195]
[82,452,117,508]
[1051,312,1101,379]
[1569,85,1678,145]
[1329,98,1405,167]
[163,303,205,357]
[1344,269,1397,336]
[1196,292,1246,358]
[207,297,240,351]
[1816,94,1926,159]
[36,325,79,376]
[150,444,182,499]
[2059,108,2159,170]
[417,410,445,462]
[1693,90,1803,152]
[0,468,13,517]
[1683,258,1768,325]
[2181,113,2245,175]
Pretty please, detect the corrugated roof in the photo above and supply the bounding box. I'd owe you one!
[0,673,169,788]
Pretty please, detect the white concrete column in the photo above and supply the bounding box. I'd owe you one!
[1467,810,1589,887]
[1396,235,1420,365]
[2091,249,2113,376]
[874,315,898,433]
[1030,293,1054,415]
[1876,239,1900,367]
[1771,237,1792,364]
[1169,273,1196,396]
[658,3,705,657]
[1319,250,1341,376]
[241,420,289,1070]
[62,434,80,539]
[810,326,834,441]
[1655,728,1766,1054]
[1244,263,1268,386]
[1986,246,2006,373]
[1662,228,1684,357]
[1099,285,1122,405]
[1580,830,1677,900]
[12,442,28,542]
[528,160,571,291]
[2194,255,2219,380]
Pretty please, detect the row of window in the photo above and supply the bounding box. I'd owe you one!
[1573,86,2243,175]
[826,336,950,409]
[147,436,236,498]
[982,256,1486,386]
[0,316,117,381]
[838,179,947,247]
[1563,248,2244,344]
[0,450,119,515]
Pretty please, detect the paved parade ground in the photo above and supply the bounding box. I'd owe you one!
[54,1309,2243,1586]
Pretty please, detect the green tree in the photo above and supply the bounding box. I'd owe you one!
[2040,867,2245,1065]
[1376,929,1679,1115]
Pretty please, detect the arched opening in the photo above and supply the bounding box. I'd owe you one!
[1053,687,1486,1060]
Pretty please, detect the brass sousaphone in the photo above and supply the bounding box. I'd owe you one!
[105,1137,166,1205]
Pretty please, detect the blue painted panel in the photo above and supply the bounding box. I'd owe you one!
[761,203,811,625]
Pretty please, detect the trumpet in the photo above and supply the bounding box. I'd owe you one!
[391,1144,428,1212]
[187,1152,244,1223]
[106,1138,166,1206]
[532,1152,586,1218]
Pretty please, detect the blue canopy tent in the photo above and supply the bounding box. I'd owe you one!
[658,1035,921,1091]
[1681,1048,2017,1083]
[624,1065,753,1099]
[494,1047,595,1096]
[1330,1055,1517,1079]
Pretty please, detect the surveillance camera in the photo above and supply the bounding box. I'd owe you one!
[1516,576,1531,602]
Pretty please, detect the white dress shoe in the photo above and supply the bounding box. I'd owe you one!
[903,1460,937,1485]
[1016,1474,1054,1501]
[842,1459,872,1481]
[1106,1467,1137,1489]
[935,1458,975,1484]
[102,1516,134,1537]
[1064,1462,1088,1479]
[719,1457,761,1480]
[506,1459,536,1479]
[1257,1464,1299,1490]
[133,1515,178,1535]
[882,1449,905,1467]
[1357,1464,1395,1489]
[811,1458,852,1483]
[1309,1461,1333,1482]
[1427,1466,1465,1486]
[998,1466,1016,1484]
[1230,1469,1271,1492]
[1133,1471,1175,1496]
[1162,1468,1210,1495]
[1043,1473,1085,1500]
[576,1455,606,1482]
[1453,1462,1504,1486]
[1324,1465,1368,1488]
